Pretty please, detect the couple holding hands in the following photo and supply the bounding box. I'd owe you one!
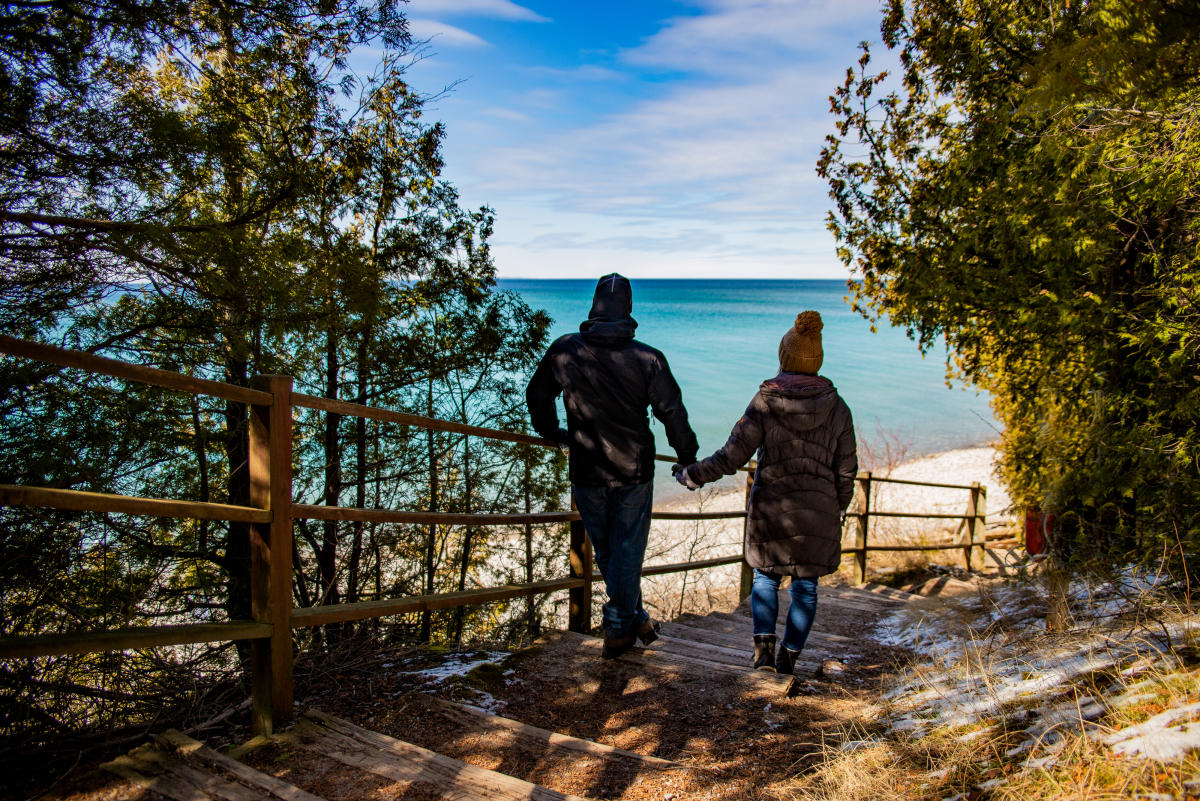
[525,274,857,674]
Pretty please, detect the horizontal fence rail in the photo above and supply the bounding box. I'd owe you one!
[0,333,273,405]
[0,622,273,660]
[844,470,987,584]
[0,335,987,735]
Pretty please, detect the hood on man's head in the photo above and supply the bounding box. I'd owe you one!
[588,273,633,321]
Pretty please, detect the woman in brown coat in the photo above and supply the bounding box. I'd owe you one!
[676,311,857,674]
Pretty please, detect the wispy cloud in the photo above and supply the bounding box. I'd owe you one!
[408,18,490,47]
[622,0,882,76]
[474,71,844,220]
[412,0,549,23]
[426,0,890,276]
[481,106,532,122]
[526,64,627,83]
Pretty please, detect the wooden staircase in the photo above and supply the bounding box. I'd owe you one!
[101,583,929,800]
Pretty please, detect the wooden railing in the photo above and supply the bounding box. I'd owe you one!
[0,334,986,735]
[843,471,987,584]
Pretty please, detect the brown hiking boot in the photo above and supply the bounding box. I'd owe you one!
[754,635,777,671]
[601,632,636,659]
[636,618,661,645]
[776,643,802,675]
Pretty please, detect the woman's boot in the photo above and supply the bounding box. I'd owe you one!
[753,635,777,671]
[776,643,802,675]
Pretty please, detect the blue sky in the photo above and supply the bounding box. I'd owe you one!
[396,0,890,279]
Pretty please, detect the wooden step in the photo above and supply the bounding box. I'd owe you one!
[287,708,591,801]
[659,619,765,651]
[822,585,910,606]
[858,582,928,602]
[542,630,795,692]
[645,629,760,668]
[732,587,892,617]
[405,694,680,771]
[102,730,326,801]
[701,611,854,645]
[675,611,853,645]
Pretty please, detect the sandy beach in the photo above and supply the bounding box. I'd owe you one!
[656,444,1011,520]
[637,445,1014,616]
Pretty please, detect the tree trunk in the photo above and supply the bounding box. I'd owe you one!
[320,329,342,645]
[344,330,368,633]
[420,373,437,643]
[452,434,474,645]
[523,457,537,638]
[190,396,211,555]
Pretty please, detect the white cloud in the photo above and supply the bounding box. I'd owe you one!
[472,70,839,220]
[481,106,532,122]
[462,0,887,218]
[407,18,490,47]
[526,64,627,83]
[431,0,890,277]
[411,0,549,22]
[622,0,883,76]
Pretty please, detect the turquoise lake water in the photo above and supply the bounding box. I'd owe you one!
[500,278,998,492]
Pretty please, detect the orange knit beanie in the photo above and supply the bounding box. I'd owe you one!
[778,310,823,374]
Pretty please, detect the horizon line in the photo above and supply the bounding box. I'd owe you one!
[495,275,856,281]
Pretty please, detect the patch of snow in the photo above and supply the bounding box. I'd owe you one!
[873,568,1200,766]
[465,690,507,714]
[839,739,881,752]
[399,650,510,688]
[1104,702,1200,761]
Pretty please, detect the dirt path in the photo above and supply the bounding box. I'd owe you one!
[41,581,922,801]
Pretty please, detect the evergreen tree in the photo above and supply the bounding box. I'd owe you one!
[819,0,1200,569]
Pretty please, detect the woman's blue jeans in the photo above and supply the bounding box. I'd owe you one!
[572,482,653,638]
[750,569,818,652]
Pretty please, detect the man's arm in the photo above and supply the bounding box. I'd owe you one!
[646,354,699,465]
[525,352,567,444]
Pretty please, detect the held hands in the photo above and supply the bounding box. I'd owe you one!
[672,464,700,491]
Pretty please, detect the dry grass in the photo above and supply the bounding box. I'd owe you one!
[773,703,1200,801]
[769,581,1200,801]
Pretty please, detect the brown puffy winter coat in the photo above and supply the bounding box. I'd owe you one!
[687,372,857,578]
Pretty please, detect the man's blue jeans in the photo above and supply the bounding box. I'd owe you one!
[751,569,818,652]
[572,482,653,638]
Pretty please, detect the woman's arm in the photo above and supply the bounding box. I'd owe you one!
[684,395,765,486]
[834,400,858,509]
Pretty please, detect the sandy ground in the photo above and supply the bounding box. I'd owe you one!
[650,444,1012,543]
[633,444,1014,619]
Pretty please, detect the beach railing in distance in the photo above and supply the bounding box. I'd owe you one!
[843,471,988,584]
[0,334,986,736]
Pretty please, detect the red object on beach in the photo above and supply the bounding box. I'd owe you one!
[1024,508,1053,555]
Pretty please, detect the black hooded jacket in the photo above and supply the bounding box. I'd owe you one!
[687,372,857,578]
[525,274,699,487]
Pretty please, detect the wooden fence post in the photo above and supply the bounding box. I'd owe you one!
[965,483,986,571]
[248,375,294,736]
[739,465,755,601]
[853,471,872,585]
[567,495,592,633]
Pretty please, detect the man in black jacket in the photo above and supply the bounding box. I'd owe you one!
[526,273,698,658]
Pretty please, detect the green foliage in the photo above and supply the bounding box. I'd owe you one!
[819,0,1200,570]
[0,0,566,748]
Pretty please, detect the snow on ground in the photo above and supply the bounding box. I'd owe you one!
[869,568,1200,770]
[389,650,512,712]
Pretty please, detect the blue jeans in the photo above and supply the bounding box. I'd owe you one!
[573,482,653,638]
[751,569,818,652]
